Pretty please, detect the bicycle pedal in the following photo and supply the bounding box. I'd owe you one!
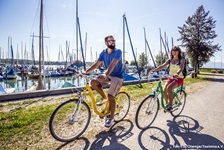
[99,116,104,119]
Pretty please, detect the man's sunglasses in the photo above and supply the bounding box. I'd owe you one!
[106,40,116,43]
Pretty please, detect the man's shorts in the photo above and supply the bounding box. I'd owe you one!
[96,75,123,97]
[167,77,184,86]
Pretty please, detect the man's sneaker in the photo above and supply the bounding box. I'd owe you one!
[96,98,107,106]
[105,118,114,127]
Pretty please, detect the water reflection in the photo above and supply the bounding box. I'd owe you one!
[0,75,86,93]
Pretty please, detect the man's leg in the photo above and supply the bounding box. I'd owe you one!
[90,79,107,99]
[108,94,115,118]
[105,76,123,127]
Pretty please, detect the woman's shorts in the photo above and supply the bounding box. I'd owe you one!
[167,77,184,86]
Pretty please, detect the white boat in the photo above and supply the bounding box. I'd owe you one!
[26,82,38,92]
[0,84,15,94]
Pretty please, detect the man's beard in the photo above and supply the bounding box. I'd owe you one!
[108,45,115,49]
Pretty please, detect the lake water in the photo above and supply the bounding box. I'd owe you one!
[0,65,90,93]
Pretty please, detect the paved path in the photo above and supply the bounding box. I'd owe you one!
[57,73,224,150]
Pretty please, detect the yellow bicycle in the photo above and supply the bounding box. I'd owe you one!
[49,74,130,142]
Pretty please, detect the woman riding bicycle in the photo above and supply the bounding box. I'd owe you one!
[151,46,185,111]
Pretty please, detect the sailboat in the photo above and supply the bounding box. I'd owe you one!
[3,37,17,80]
[27,0,45,91]
[27,33,41,79]
[122,14,139,81]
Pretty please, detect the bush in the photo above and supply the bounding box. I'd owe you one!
[211,70,216,73]
[218,70,223,73]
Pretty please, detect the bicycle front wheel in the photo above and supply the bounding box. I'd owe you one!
[171,90,186,117]
[49,99,91,142]
[135,95,159,130]
[114,92,130,122]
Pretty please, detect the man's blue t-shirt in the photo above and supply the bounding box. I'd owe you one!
[98,48,124,79]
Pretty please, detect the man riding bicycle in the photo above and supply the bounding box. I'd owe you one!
[84,35,124,127]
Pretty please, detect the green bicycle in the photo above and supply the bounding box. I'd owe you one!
[135,73,186,130]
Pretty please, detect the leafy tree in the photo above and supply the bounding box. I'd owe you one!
[155,52,167,67]
[130,60,136,66]
[138,52,148,69]
[178,5,221,73]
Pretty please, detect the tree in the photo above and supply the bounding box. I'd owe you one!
[138,52,148,69]
[130,60,136,66]
[155,52,167,67]
[178,5,221,74]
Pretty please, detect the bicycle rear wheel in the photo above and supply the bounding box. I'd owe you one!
[49,99,91,142]
[114,92,130,122]
[171,90,186,117]
[135,95,159,130]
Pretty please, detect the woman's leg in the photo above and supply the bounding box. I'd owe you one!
[167,81,178,107]
[163,82,169,104]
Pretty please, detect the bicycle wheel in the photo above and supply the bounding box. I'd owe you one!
[49,99,91,142]
[114,92,130,122]
[171,90,186,117]
[135,95,159,130]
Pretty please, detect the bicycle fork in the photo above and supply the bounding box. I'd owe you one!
[146,93,158,115]
[69,95,84,124]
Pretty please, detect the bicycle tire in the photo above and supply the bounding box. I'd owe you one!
[49,99,91,142]
[114,92,130,122]
[135,95,159,130]
[171,90,186,117]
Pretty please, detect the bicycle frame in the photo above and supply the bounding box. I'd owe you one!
[149,80,166,109]
[82,83,109,117]
[81,82,128,117]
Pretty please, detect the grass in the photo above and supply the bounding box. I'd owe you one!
[200,68,223,74]
[0,73,214,148]
[0,104,58,142]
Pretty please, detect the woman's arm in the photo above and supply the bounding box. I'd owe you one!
[151,59,170,72]
[174,58,185,77]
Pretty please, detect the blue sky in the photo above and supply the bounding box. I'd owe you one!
[0,0,223,67]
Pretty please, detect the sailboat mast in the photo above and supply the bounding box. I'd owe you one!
[76,0,78,62]
[159,28,162,65]
[17,44,19,64]
[143,27,147,66]
[32,33,35,66]
[123,13,125,62]
[84,32,87,61]
[37,0,44,90]
[39,0,43,73]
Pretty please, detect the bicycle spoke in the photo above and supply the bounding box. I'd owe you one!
[114,92,130,122]
[171,90,186,117]
[135,95,159,129]
[49,100,91,142]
